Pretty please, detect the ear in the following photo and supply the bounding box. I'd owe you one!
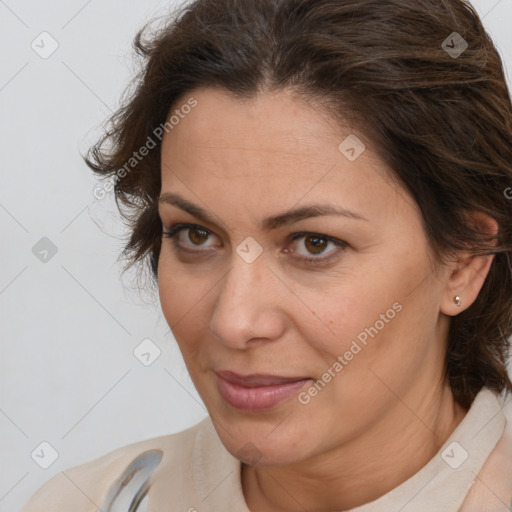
[440,212,498,317]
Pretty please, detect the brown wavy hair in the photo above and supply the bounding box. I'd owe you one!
[86,0,512,408]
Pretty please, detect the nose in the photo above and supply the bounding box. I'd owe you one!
[208,253,287,349]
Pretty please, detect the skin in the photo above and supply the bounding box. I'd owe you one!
[157,86,496,511]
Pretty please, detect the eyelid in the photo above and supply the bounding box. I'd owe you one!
[286,231,347,265]
[288,231,347,245]
[162,222,221,252]
[159,206,230,239]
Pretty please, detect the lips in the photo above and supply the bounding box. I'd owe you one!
[215,370,312,411]
[216,370,309,387]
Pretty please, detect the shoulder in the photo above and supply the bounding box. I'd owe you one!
[21,417,210,512]
[459,389,512,511]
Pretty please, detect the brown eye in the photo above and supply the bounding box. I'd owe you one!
[304,235,328,254]
[162,223,218,248]
[188,227,210,245]
[287,232,347,265]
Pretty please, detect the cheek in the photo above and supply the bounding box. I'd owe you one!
[307,275,442,411]
[292,267,397,356]
[296,259,431,379]
[157,249,210,326]
[159,276,205,374]
[158,269,200,359]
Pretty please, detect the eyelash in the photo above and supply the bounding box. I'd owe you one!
[161,222,347,266]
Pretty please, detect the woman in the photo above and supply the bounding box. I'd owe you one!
[22,0,512,510]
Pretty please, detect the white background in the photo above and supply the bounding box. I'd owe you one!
[1,1,511,510]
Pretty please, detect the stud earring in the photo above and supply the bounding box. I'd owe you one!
[454,295,462,307]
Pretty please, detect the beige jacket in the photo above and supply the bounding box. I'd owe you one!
[21,387,512,512]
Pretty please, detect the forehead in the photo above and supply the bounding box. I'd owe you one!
[165,88,340,166]
[159,87,409,226]
[162,87,386,177]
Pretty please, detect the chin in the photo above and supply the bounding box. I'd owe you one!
[214,422,313,468]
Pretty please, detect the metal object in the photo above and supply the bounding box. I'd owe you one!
[97,449,163,512]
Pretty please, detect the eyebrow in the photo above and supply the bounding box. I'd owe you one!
[158,192,368,231]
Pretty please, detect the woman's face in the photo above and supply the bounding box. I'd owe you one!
[158,87,452,466]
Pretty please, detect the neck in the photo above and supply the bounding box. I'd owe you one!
[242,382,467,512]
